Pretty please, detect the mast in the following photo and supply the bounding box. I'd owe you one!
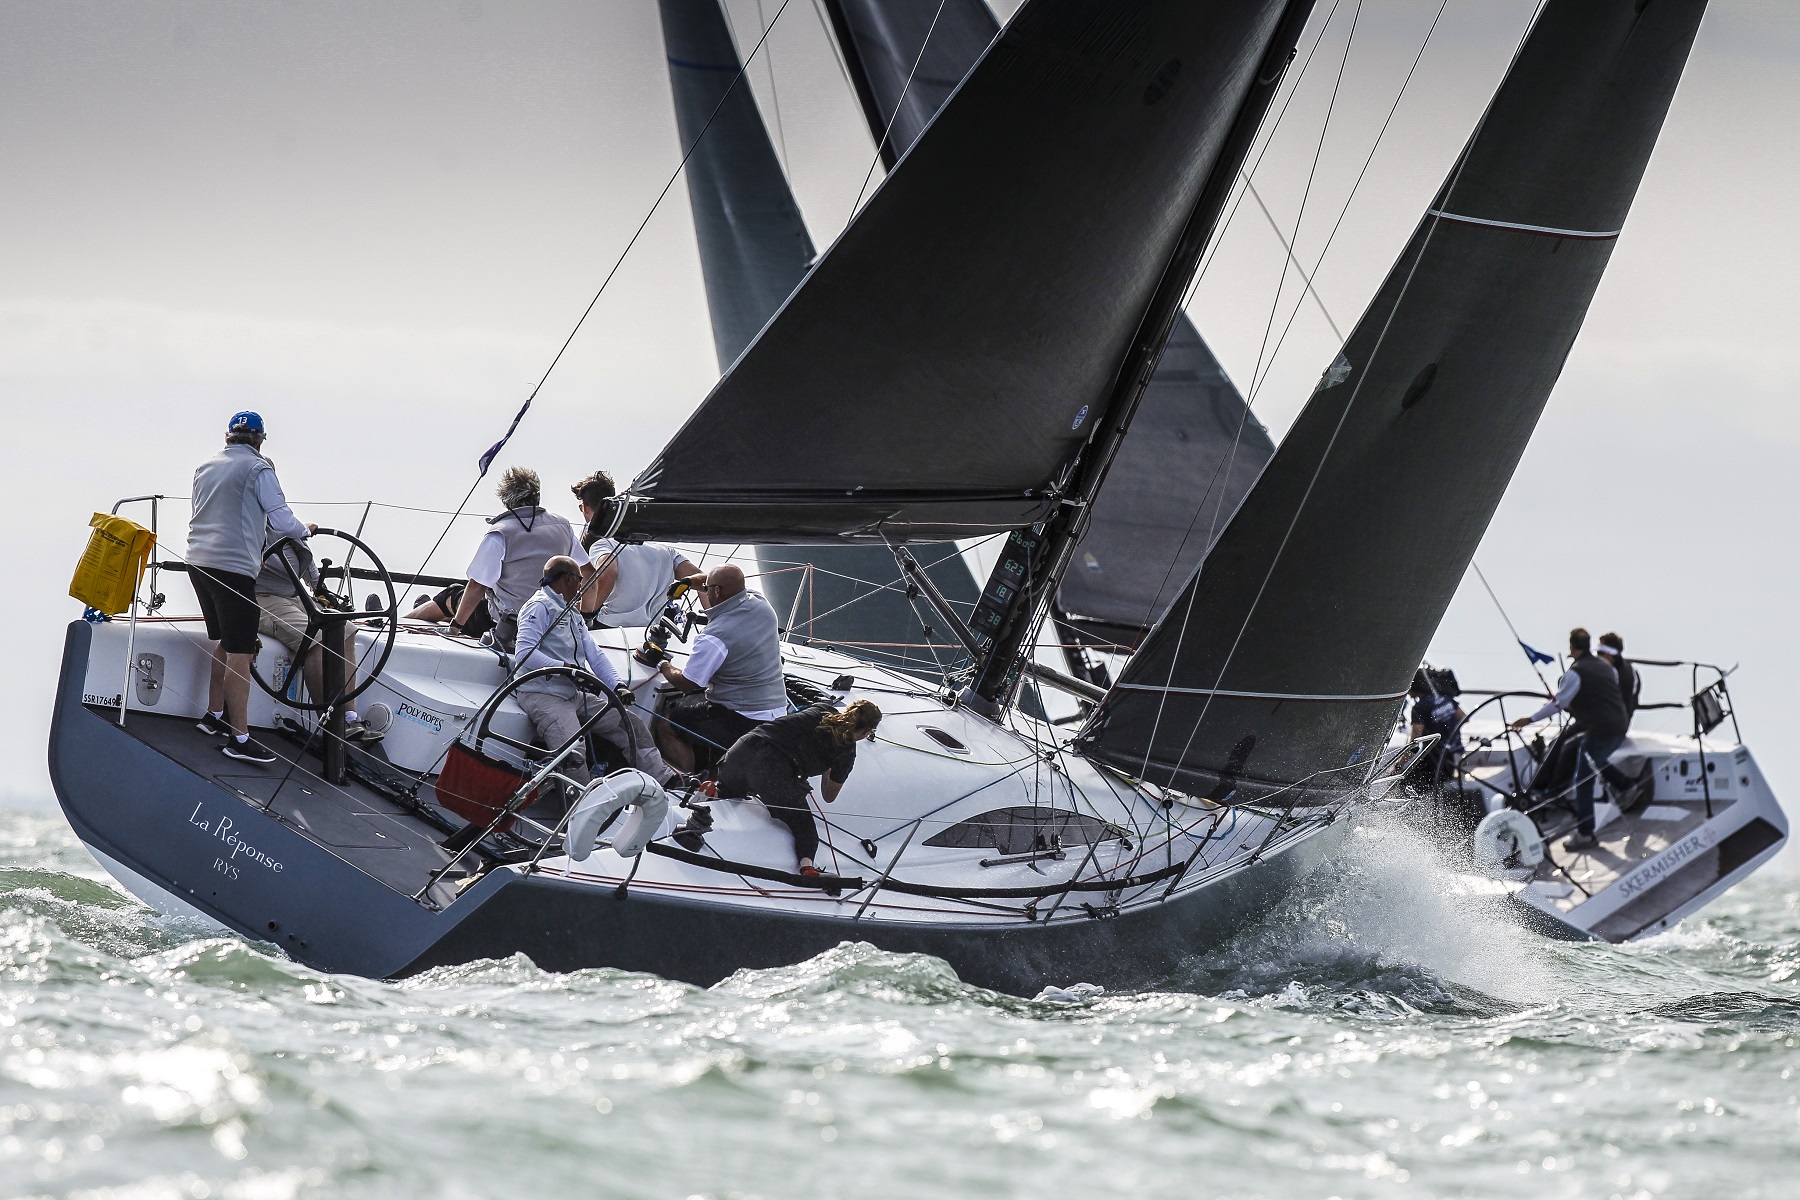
[967,2,1315,709]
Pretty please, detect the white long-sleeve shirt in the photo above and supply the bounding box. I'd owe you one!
[1527,670,1581,723]
[255,462,310,542]
[513,586,620,695]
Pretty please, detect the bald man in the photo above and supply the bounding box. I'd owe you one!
[513,555,674,794]
[653,563,787,772]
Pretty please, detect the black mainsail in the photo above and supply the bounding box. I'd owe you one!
[1082,0,1710,800]
[816,0,1279,661]
[615,0,1313,544]
[658,0,982,677]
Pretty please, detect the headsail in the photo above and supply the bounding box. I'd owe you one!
[615,0,1311,544]
[1082,0,1710,800]
[659,0,815,369]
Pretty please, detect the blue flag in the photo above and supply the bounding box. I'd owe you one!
[477,397,533,475]
[1518,640,1555,666]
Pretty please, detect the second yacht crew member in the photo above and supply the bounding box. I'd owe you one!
[513,556,675,792]
[1597,632,1641,719]
[571,470,703,628]
[1510,627,1630,849]
[653,564,787,773]
[187,410,313,765]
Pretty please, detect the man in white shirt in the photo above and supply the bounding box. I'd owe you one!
[571,469,703,628]
[652,564,787,773]
[407,467,591,650]
[513,556,674,793]
[187,410,315,765]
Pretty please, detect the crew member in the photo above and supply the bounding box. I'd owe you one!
[1597,632,1641,720]
[513,556,675,794]
[715,700,882,880]
[409,467,590,650]
[255,531,375,740]
[1407,669,1466,788]
[652,564,786,773]
[1509,627,1629,848]
[571,470,703,628]
[187,411,313,765]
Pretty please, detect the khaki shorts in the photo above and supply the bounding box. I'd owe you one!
[257,593,313,656]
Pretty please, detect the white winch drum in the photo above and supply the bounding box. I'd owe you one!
[1472,808,1545,878]
[565,769,670,861]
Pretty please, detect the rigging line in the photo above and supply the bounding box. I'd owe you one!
[1471,560,1556,696]
[847,0,949,219]
[754,0,795,184]
[409,0,799,588]
[1119,0,1362,634]
[1241,176,1344,343]
[807,0,858,95]
[1244,0,1363,407]
[1242,0,1452,403]
[1125,0,1450,641]
[1156,2,1551,787]
[1191,0,1349,292]
[1130,0,1365,778]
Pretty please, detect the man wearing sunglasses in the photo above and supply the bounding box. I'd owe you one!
[512,556,674,795]
[652,563,786,774]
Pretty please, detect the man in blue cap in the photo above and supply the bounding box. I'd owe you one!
[187,411,313,764]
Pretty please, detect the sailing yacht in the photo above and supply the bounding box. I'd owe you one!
[50,0,1724,994]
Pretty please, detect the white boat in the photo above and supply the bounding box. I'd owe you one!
[1413,663,1786,941]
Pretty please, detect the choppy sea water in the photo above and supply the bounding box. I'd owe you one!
[3,806,1797,1200]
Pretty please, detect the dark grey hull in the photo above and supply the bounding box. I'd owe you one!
[50,622,1342,994]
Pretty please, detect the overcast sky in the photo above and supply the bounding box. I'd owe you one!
[3,1,1796,869]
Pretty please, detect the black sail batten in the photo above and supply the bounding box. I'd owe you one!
[1081,0,1710,802]
[659,0,815,371]
[617,0,1309,546]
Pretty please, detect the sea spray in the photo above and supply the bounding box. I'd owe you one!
[4,808,1799,1199]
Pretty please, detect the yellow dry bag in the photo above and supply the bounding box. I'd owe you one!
[70,513,157,616]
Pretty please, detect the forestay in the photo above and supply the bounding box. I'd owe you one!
[1082,0,1711,801]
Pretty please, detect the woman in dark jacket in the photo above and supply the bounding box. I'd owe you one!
[715,700,882,879]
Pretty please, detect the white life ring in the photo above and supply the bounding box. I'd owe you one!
[566,769,671,861]
[1472,808,1545,878]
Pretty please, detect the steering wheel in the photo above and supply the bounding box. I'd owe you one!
[250,527,399,711]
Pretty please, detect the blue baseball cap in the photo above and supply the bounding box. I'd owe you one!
[227,411,265,436]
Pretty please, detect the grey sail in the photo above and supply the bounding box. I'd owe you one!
[615,0,1310,544]
[660,0,815,370]
[1081,0,1710,801]
[1057,318,1274,647]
